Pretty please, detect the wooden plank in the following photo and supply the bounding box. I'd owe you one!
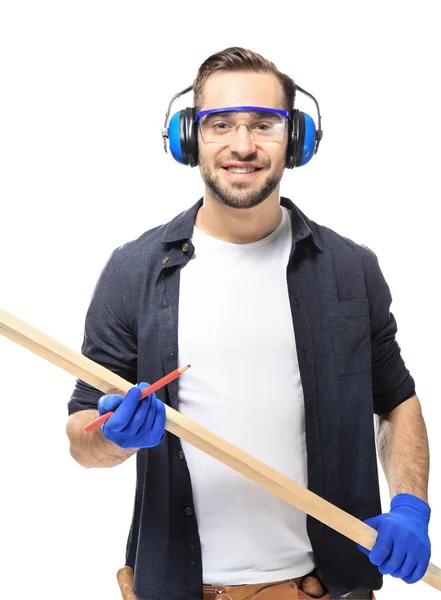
[1,307,440,592]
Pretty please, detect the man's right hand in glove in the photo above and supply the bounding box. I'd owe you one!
[97,382,166,449]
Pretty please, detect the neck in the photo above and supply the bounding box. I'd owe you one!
[195,188,283,244]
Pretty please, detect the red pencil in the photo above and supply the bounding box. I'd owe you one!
[84,365,191,432]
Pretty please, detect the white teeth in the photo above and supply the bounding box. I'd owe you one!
[226,167,257,173]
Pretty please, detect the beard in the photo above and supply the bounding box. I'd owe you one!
[199,153,285,210]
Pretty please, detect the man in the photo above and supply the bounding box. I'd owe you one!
[66,47,431,600]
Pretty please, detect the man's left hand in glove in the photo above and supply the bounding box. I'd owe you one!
[357,493,431,584]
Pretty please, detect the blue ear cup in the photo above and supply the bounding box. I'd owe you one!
[168,111,185,164]
[301,113,318,166]
[286,109,317,169]
[168,107,199,167]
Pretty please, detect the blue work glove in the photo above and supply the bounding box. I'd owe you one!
[357,493,431,583]
[97,382,166,449]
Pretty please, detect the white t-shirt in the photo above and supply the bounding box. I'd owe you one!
[177,204,315,584]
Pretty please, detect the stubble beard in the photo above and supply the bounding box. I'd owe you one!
[199,155,285,210]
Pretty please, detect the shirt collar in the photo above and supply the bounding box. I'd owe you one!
[161,196,323,253]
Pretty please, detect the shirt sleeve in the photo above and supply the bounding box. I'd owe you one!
[67,247,138,415]
[361,245,416,415]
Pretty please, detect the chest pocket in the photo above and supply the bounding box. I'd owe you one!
[327,299,371,375]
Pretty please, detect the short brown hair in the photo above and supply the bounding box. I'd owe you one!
[192,47,296,113]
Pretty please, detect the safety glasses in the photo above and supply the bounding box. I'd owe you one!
[194,106,291,143]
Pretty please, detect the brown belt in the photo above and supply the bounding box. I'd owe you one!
[203,571,328,600]
[117,567,139,600]
[117,566,375,600]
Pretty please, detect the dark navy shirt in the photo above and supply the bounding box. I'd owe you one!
[68,196,416,600]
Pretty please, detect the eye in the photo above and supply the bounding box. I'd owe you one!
[211,121,231,131]
[254,123,273,131]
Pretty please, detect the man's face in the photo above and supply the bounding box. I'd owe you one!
[197,71,289,211]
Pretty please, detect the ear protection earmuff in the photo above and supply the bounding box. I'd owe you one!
[161,83,323,169]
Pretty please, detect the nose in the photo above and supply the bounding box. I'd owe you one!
[228,122,256,154]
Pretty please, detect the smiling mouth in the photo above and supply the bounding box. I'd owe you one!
[222,166,263,175]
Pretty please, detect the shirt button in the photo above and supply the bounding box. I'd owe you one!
[184,506,193,516]
[182,243,190,253]
[179,450,185,460]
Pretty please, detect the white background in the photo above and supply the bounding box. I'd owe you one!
[1,1,440,598]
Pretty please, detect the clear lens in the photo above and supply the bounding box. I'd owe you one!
[199,111,287,143]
